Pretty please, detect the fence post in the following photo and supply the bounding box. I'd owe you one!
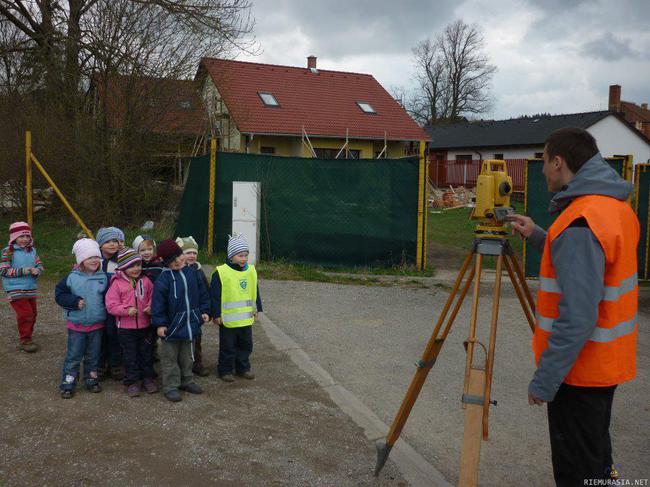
[25,131,32,228]
[416,140,426,270]
[207,138,217,257]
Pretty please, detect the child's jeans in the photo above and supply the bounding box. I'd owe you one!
[159,340,194,393]
[118,328,154,385]
[218,325,253,376]
[99,315,122,370]
[60,328,103,391]
[10,298,37,343]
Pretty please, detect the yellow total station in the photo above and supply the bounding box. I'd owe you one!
[471,160,514,236]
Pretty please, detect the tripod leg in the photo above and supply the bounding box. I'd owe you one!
[482,254,503,440]
[459,255,485,487]
[503,255,535,333]
[507,251,535,314]
[375,251,474,476]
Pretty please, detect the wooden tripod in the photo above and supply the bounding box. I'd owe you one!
[374,236,536,486]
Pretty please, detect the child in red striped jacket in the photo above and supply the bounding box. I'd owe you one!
[0,222,44,352]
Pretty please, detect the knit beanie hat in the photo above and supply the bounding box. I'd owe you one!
[8,221,32,246]
[96,227,121,247]
[227,233,249,259]
[157,239,183,266]
[175,236,199,254]
[132,235,156,252]
[110,227,125,242]
[117,248,142,270]
[72,238,101,265]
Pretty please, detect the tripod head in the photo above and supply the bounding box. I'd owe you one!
[470,160,514,237]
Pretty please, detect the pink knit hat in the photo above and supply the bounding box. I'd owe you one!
[72,238,101,265]
[8,221,32,246]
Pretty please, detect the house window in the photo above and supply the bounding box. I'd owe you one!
[179,100,191,109]
[260,146,275,154]
[494,153,504,160]
[456,154,472,162]
[534,152,543,159]
[258,92,279,107]
[314,148,361,159]
[356,101,376,114]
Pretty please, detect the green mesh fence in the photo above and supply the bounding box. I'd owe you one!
[175,152,420,266]
[524,157,625,278]
[636,164,650,280]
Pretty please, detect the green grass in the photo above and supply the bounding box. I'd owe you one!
[427,203,524,268]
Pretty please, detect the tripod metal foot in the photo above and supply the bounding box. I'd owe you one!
[374,441,393,476]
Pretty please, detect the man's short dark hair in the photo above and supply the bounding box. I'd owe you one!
[544,128,599,173]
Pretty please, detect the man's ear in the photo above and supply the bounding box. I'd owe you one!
[554,155,565,169]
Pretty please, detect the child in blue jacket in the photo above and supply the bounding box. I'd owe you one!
[55,239,108,398]
[151,240,211,402]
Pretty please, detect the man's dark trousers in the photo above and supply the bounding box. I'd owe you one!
[218,325,252,376]
[547,383,616,486]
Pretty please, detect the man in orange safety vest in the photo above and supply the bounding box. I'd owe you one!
[509,128,639,486]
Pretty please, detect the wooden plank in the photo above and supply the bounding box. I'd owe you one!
[458,368,486,487]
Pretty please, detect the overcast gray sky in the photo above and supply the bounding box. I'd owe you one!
[238,0,650,120]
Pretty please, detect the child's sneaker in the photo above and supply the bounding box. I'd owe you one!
[86,383,102,393]
[20,340,39,353]
[60,389,74,399]
[180,382,203,394]
[164,389,182,402]
[237,371,255,380]
[127,383,141,397]
[143,378,158,394]
[219,374,235,383]
[111,366,124,381]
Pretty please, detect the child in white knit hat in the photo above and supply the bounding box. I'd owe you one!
[176,236,210,377]
[210,234,263,382]
[54,239,108,399]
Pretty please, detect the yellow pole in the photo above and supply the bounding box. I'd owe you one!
[25,131,33,228]
[416,141,426,270]
[207,138,217,257]
[30,153,94,239]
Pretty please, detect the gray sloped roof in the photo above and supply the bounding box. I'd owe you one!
[425,111,611,149]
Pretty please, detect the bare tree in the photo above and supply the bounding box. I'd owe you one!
[406,20,496,125]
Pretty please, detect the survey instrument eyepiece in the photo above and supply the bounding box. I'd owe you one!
[471,160,514,235]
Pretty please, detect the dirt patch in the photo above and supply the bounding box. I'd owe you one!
[0,282,406,486]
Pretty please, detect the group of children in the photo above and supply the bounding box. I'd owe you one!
[1,221,262,402]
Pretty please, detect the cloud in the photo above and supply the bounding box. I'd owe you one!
[581,33,648,61]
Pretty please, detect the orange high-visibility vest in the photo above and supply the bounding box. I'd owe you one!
[533,195,639,387]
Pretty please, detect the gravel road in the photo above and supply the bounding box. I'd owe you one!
[263,278,650,486]
[0,282,406,487]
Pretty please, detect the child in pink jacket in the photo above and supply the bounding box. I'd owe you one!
[105,248,156,397]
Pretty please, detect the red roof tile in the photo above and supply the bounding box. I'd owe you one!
[198,58,428,141]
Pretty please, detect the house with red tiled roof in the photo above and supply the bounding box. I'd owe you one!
[608,84,650,139]
[195,56,428,158]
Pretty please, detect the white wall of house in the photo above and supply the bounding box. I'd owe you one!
[587,115,650,164]
[444,147,543,160]
[201,77,242,151]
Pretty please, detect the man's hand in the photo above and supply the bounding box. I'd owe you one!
[201,313,210,323]
[78,299,86,309]
[213,317,223,326]
[507,214,536,240]
[157,326,167,338]
[127,307,137,317]
[528,392,546,406]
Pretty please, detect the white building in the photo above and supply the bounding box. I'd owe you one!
[426,111,650,165]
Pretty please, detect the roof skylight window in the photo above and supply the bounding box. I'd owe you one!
[357,101,376,114]
[258,92,279,107]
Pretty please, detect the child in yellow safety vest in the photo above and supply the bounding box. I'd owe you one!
[210,234,262,382]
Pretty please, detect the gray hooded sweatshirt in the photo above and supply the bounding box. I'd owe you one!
[527,153,632,402]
